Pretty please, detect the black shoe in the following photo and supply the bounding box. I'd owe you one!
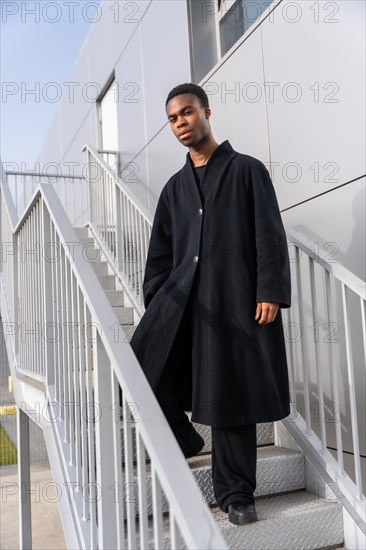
[183,432,205,458]
[228,503,258,526]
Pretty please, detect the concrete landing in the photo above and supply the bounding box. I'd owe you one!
[0,461,66,550]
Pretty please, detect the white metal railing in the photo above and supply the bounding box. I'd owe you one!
[98,148,120,178]
[5,170,88,227]
[83,145,151,316]
[282,228,366,533]
[82,147,365,532]
[0,176,227,549]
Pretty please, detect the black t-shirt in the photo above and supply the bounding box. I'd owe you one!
[194,165,206,185]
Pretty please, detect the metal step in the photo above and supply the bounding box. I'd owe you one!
[105,290,125,307]
[120,419,274,465]
[148,491,344,550]
[98,274,116,290]
[74,227,90,239]
[78,237,102,261]
[189,418,274,451]
[113,306,134,325]
[120,324,137,342]
[126,445,305,517]
[91,261,109,276]
[187,445,305,504]
[211,491,344,550]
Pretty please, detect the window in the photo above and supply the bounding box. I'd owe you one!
[97,77,119,174]
[188,1,273,82]
[218,0,272,56]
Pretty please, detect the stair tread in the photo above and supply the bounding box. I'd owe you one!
[211,491,344,549]
[187,445,302,470]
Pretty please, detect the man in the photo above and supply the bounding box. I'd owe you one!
[130,83,291,526]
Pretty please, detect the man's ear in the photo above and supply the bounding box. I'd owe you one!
[205,107,211,119]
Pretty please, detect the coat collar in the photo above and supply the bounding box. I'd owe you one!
[184,140,235,170]
[180,140,236,206]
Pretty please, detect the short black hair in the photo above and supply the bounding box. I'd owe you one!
[165,83,209,109]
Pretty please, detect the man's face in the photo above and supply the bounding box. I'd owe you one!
[166,93,211,147]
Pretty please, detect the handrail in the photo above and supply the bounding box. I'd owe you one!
[81,147,366,522]
[82,144,153,315]
[5,170,88,226]
[0,175,227,549]
[286,228,366,300]
[83,144,152,222]
[282,228,366,533]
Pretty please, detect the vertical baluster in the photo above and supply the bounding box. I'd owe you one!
[151,465,164,549]
[66,260,76,464]
[87,151,93,228]
[110,173,115,257]
[102,168,106,244]
[136,213,143,302]
[341,283,363,500]
[309,257,327,452]
[123,396,137,549]
[19,226,24,369]
[105,171,110,251]
[113,175,117,263]
[60,247,69,439]
[71,273,82,487]
[92,326,118,549]
[40,199,46,376]
[84,305,97,546]
[360,296,366,369]
[26,219,31,371]
[97,160,102,238]
[126,198,132,285]
[121,193,127,279]
[50,223,59,401]
[36,201,41,374]
[36,201,42,374]
[169,510,181,549]
[115,187,123,273]
[136,429,148,549]
[283,307,297,416]
[132,207,138,296]
[324,271,344,474]
[30,205,36,373]
[295,246,311,434]
[55,232,64,415]
[108,173,113,257]
[42,200,54,385]
[77,288,89,520]
[112,372,126,549]
[26,207,31,371]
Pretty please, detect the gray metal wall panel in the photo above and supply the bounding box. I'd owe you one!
[203,29,270,168]
[139,0,191,143]
[260,0,365,207]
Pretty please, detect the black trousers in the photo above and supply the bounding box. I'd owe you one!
[155,311,257,512]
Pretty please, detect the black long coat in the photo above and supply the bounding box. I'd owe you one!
[130,140,291,426]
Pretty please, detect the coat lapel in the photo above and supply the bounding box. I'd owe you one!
[181,140,237,205]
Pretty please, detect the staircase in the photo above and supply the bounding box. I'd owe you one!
[1,151,365,549]
[73,226,345,550]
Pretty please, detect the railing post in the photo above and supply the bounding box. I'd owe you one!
[12,231,19,357]
[17,407,32,550]
[42,200,55,386]
[92,326,118,549]
[115,185,123,273]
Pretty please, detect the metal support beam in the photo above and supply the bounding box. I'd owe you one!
[17,407,32,549]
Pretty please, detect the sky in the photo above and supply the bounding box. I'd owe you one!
[1,0,100,170]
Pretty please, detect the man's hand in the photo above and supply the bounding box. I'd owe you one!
[255,302,279,325]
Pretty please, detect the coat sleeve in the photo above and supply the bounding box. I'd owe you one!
[251,161,291,308]
[142,186,173,310]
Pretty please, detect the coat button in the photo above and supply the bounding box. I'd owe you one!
[193,256,199,263]
[198,208,203,215]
